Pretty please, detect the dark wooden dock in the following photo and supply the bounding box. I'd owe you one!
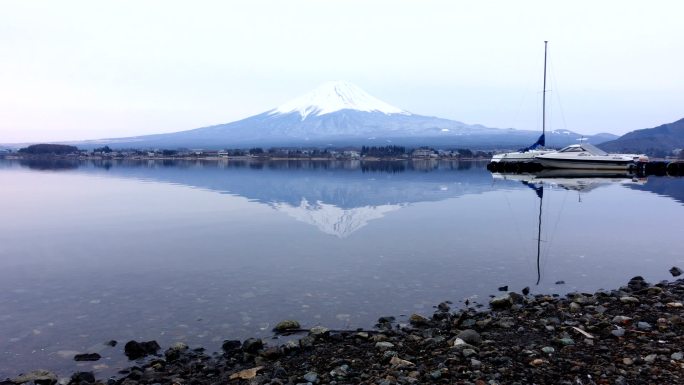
[486,161,684,176]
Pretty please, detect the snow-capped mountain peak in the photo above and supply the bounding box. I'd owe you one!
[271,81,410,119]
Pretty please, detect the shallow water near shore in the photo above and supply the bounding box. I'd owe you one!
[1,158,684,378]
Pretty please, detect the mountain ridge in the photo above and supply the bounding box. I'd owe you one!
[599,118,684,156]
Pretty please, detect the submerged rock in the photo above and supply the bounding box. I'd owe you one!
[12,370,57,385]
[73,353,101,362]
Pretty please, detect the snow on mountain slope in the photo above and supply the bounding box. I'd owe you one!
[271,81,409,119]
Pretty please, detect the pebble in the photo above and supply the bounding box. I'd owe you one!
[620,296,640,304]
[612,315,632,324]
[375,341,395,350]
[671,352,683,360]
[302,372,318,383]
[389,356,415,368]
[541,346,555,354]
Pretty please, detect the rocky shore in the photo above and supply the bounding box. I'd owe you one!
[5,275,684,385]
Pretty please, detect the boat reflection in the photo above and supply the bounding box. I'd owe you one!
[493,169,647,192]
[492,170,647,284]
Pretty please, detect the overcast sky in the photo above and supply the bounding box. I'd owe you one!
[1,0,682,143]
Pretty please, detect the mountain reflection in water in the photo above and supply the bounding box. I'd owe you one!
[13,159,492,237]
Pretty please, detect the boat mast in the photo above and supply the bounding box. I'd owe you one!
[536,186,543,285]
[542,41,548,139]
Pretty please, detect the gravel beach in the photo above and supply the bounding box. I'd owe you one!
[5,275,684,385]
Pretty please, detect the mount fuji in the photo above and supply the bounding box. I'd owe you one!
[76,81,615,149]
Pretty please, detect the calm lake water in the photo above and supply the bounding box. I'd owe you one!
[1,158,683,377]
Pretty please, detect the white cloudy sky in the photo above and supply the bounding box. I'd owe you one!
[1,0,682,142]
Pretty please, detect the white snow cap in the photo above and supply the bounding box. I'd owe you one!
[272,80,410,119]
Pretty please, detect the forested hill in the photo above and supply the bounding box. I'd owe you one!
[599,118,684,156]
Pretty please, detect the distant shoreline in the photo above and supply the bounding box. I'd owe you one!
[1,154,491,162]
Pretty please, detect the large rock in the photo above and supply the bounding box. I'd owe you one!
[627,276,649,291]
[242,338,264,354]
[222,339,242,354]
[490,294,513,309]
[409,313,429,326]
[273,320,300,332]
[123,340,160,360]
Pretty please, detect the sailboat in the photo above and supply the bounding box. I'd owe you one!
[490,41,556,164]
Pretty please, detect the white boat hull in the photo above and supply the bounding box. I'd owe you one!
[490,150,555,163]
[534,157,635,170]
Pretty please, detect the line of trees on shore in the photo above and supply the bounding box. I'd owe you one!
[9,143,498,159]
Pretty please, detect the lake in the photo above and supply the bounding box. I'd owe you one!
[1,158,683,377]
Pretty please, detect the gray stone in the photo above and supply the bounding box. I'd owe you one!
[541,346,555,354]
[299,335,315,349]
[329,365,349,379]
[671,352,683,360]
[169,342,189,351]
[611,328,625,337]
[303,372,318,383]
[456,329,482,346]
[637,321,652,330]
[375,341,395,350]
[409,313,429,326]
[670,266,682,277]
[274,320,300,332]
[470,358,482,369]
[612,316,632,324]
[242,338,264,354]
[462,348,477,357]
[489,294,512,309]
[620,296,640,304]
[430,370,442,380]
